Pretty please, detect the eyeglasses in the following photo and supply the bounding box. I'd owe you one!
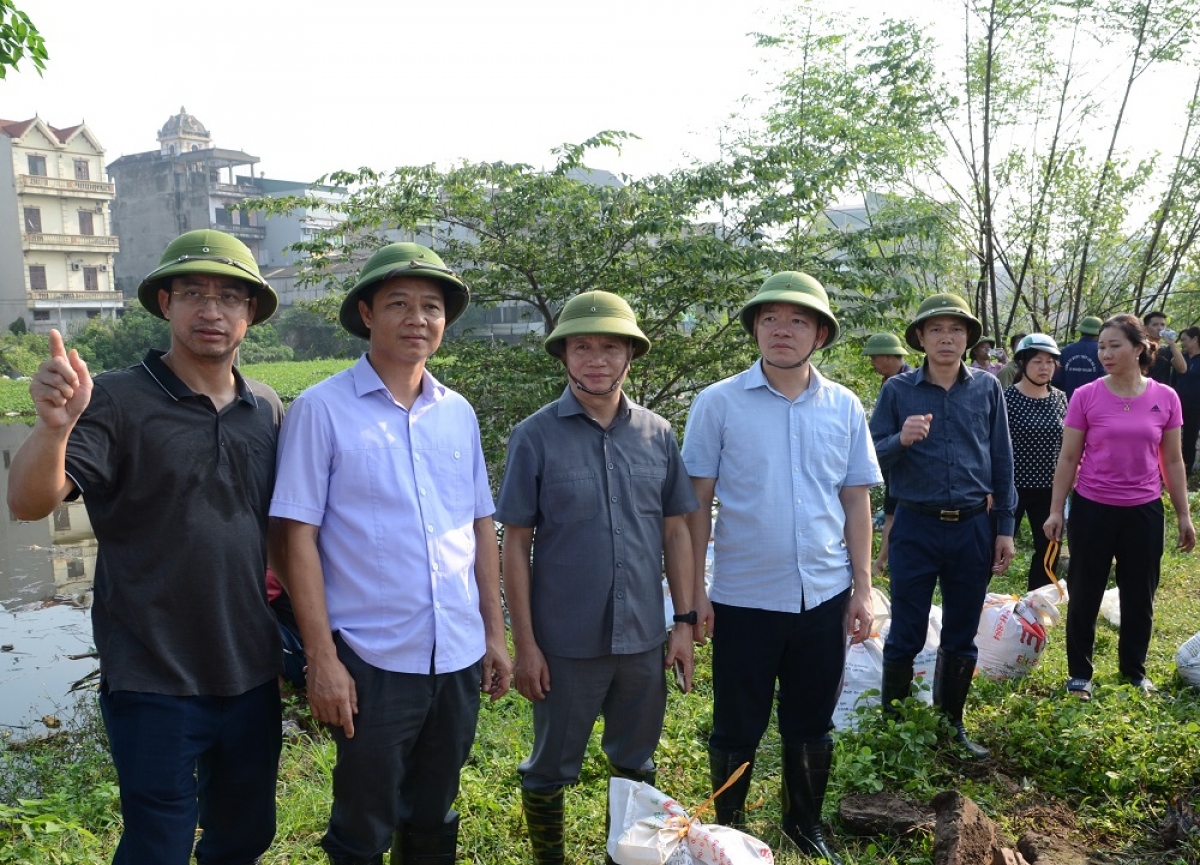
[171,289,251,311]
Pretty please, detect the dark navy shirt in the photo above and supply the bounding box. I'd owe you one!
[1052,337,1101,399]
[870,362,1017,536]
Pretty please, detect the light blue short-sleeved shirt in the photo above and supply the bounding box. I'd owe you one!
[270,355,495,675]
[681,361,882,613]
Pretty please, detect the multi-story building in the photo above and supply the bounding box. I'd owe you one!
[107,107,267,299]
[0,117,122,334]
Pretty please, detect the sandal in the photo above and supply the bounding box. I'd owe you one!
[1066,678,1093,701]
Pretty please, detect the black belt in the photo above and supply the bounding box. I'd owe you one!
[897,500,988,522]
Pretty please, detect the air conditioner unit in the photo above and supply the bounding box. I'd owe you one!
[94,203,104,212]
[99,264,108,272]
[70,262,81,271]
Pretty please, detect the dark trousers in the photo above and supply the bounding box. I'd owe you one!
[1182,401,1200,472]
[1015,487,1058,591]
[519,647,666,791]
[1065,492,1164,682]
[884,507,993,664]
[709,591,849,750]
[322,633,481,861]
[99,679,281,865]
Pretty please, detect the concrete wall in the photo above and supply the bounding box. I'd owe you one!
[109,157,184,298]
[0,137,28,330]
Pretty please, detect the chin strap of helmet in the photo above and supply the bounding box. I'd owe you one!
[762,341,821,371]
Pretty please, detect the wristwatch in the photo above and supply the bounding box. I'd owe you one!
[672,611,698,625]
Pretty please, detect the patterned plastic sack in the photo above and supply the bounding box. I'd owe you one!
[1176,631,1200,688]
[974,594,1048,679]
[607,777,774,865]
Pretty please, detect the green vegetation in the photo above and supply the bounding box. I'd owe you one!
[4,520,1200,863]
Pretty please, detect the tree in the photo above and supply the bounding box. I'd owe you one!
[0,0,46,79]
[71,309,169,371]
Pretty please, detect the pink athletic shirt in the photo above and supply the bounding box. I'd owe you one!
[1065,377,1181,507]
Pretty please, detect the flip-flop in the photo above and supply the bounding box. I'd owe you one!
[1066,677,1093,701]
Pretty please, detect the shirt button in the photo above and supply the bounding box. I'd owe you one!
[616,590,625,599]
[420,488,427,496]
[610,495,617,503]
[607,463,614,470]
[616,562,623,568]
[454,451,460,458]
[432,562,439,571]
[615,528,622,534]
[435,601,441,609]
[427,524,434,532]
[414,454,421,461]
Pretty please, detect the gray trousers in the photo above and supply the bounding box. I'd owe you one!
[519,646,666,791]
[321,633,481,861]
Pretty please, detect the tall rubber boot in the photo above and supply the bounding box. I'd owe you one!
[389,810,458,865]
[780,740,842,865]
[520,788,565,865]
[708,746,756,829]
[607,761,656,865]
[932,649,990,760]
[880,659,913,718]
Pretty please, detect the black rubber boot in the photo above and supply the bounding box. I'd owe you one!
[780,740,842,865]
[607,761,656,865]
[389,810,458,865]
[520,787,565,865]
[880,659,913,718]
[708,746,756,829]
[932,649,990,760]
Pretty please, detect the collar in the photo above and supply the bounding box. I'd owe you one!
[140,349,258,407]
[350,353,445,404]
[915,359,970,386]
[744,358,826,400]
[555,385,634,420]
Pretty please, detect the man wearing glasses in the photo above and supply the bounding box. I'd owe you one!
[271,242,511,865]
[8,229,284,865]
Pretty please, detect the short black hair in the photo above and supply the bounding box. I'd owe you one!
[1143,310,1167,325]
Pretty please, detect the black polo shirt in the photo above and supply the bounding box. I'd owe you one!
[65,350,283,696]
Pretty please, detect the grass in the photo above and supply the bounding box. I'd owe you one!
[4,511,1200,864]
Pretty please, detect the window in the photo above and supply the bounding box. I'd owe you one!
[23,207,41,233]
[32,310,50,321]
[214,207,232,225]
[78,211,94,236]
[83,267,99,291]
[73,159,90,181]
[29,265,46,290]
[27,154,46,175]
[53,507,71,532]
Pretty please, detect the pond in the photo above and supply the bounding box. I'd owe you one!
[0,423,99,740]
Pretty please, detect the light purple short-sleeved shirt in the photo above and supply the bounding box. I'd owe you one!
[682,362,882,613]
[270,355,495,675]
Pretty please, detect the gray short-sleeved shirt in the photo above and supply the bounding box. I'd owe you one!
[64,350,283,696]
[495,387,697,659]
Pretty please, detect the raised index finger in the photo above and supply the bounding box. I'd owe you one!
[48,329,66,360]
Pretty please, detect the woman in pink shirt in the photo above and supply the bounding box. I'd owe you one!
[1044,314,1195,700]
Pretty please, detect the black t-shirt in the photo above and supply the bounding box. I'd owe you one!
[65,351,283,696]
[1148,349,1174,385]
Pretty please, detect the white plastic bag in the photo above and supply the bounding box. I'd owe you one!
[832,636,886,731]
[974,594,1048,679]
[909,605,941,702]
[607,778,774,865]
[1023,581,1069,628]
[1100,587,1121,627]
[1176,631,1200,688]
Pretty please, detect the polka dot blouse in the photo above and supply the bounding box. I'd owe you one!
[1004,385,1067,489]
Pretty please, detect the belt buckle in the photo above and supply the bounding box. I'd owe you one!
[939,509,960,522]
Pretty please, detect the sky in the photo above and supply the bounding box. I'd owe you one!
[1,0,939,183]
[2,0,1196,188]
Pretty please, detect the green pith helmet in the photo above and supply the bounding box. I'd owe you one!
[863,333,909,356]
[739,271,840,348]
[338,243,470,339]
[1078,315,1103,336]
[904,293,982,352]
[972,336,996,350]
[1015,332,1061,359]
[137,229,277,325]
[544,291,650,359]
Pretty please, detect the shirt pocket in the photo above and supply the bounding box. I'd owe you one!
[628,464,667,517]
[544,468,600,523]
[810,431,851,482]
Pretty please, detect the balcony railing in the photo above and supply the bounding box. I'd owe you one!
[212,182,261,196]
[23,233,120,250]
[18,174,115,197]
[30,290,124,304]
[216,222,265,240]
